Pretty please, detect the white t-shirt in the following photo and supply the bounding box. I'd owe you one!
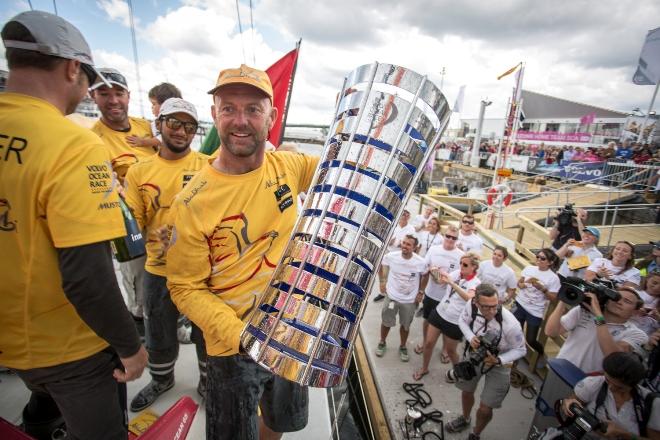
[381,251,427,303]
[458,231,483,254]
[574,376,660,436]
[417,230,443,257]
[586,258,641,286]
[515,265,561,318]
[477,260,518,301]
[413,214,431,230]
[388,224,417,253]
[436,270,481,324]
[558,307,649,373]
[558,245,603,279]
[424,246,464,301]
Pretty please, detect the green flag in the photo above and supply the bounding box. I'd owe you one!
[200,125,220,155]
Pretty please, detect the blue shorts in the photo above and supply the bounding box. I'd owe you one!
[511,301,543,327]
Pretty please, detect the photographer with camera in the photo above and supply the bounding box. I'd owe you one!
[545,284,648,374]
[550,204,588,251]
[444,284,526,439]
[560,352,659,440]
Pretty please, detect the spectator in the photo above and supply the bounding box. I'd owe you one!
[563,146,575,162]
[477,245,517,304]
[585,241,641,287]
[458,214,484,254]
[417,216,443,257]
[444,284,526,439]
[636,241,660,281]
[511,248,561,367]
[545,285,648,374]
[561,352,659,440]
[556,226,603,279]
[374,209,417,302]
[414,253,481,381]
[375,235,427,362]
[413,205,437,232]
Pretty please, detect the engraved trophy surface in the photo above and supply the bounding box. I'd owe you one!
[240,62,451,387]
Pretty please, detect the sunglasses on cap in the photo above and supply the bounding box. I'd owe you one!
[445,235,458,240]
[80,64,97,87]
[162,116,198,135]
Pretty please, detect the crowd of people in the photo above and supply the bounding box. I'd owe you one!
[374,207,659,440]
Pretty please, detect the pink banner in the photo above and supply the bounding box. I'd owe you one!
[516,131,592,143]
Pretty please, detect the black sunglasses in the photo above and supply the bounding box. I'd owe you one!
[462,220,474,225]
[445,235,458,240]
[536,255,547,261]
[162,116,198,135]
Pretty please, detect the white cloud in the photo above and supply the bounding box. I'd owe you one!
[97,0,134,27]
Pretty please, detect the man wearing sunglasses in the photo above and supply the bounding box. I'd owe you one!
[122,98,209,412]
[445,284,525,440]
[91,67,155,340]
[0,10,146,439]
[458,214,483,254]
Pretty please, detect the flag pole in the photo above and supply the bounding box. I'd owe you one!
[637,81,659,143]
[278,38,302,146]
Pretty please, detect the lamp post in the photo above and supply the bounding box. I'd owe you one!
[470,99,492,168]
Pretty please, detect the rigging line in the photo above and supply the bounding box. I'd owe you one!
[235,0,246,64]
[127,0,145,117]
[249,0,256,65]
[27,0,34,10]
[52,0,58,15]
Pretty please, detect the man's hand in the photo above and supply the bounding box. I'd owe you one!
[125,135,145,147]
[415,291,424,305]
[113,345,148,383]
[584,292,603,317]
[484,353,500,367]
[561,398,582,417]
[576,208,587,222]
[470,336,480,350]
[379,281,387,294]
[596,265,613,279]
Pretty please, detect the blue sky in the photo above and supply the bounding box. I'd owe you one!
[2,0,659,126]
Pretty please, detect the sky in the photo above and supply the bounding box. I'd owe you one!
[1,0,659,126]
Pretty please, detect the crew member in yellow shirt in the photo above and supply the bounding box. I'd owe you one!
[91,67,153,335]
[0,11,147,439]
[167,65,319,440]
[124,98,209,412]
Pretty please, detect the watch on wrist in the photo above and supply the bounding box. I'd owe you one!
[594,315,606,326]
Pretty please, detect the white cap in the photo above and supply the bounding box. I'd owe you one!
[158,98,198,123]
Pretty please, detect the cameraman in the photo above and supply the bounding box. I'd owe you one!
[545,286,648,374]
[444,284,526,439]
[561,352,659,440]
[550,205,588,251]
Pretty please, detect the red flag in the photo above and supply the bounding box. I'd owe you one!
[266,47,300,147]
[580,112,596,125]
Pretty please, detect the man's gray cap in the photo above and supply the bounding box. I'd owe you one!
[2,10,110,87]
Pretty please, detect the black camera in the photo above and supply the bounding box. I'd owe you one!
[446,332,500,382]
[562,402,607,440]
[558,276,621,309]
[556,203,577,227]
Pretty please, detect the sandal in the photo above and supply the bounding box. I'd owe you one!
[440,352,450,364]
[412,369,429,381]
[414,345,424,355]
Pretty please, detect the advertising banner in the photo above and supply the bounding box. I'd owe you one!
[504,155,529,172]
[517,131,592,143]
[560,160,606,182]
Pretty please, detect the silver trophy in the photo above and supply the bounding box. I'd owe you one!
[240,62,451,387]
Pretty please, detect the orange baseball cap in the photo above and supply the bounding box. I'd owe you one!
[207,64,273,102]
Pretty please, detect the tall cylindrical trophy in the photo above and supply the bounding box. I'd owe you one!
[240,62,451,387]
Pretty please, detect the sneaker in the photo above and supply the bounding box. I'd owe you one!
[177,322,192,344]
[445,370,456,383]
[467,433,480,440]
[375,342,386,357]
[446,415,471,433]
[373,294,385,302]
[399,346,409,362]
[130,376,175,412]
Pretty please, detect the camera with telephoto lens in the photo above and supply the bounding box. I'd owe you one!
[446,331,500,382]
[555,203,577,227]
[558,276,621,310]
[561,402,607,440]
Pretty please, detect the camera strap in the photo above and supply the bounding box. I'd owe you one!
[464,300,503,360]
[594,381,655,437]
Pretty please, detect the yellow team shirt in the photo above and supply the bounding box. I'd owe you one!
[167,151,318,357]
[0,93,126,369]
[92,116,155,181]
[124,151,209,276]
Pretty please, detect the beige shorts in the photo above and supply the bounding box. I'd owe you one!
[455,364,511,409]
[381,296,417,330]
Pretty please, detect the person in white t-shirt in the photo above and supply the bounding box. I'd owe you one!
[374,209,417,302]
[417,216,443,257]
[511,248,561,366]
[414,253,481,381]
[477,245,517,304]
[585,241,641,287]
[545,286,649,374]
[557,226,603,279]
[375,235,427,362]
[415,225,464,357]
[413,206,437,232]
[561,352,659,440]
[457,214,483,254]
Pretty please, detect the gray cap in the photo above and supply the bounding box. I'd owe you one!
[2,10,110,87]
[90,67,129,91]
[158,98,198,122]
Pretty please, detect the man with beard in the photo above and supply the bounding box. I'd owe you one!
[91,68,154,336]
[166,64,319,440]
[123,98,209,411]
[0,11,146,439]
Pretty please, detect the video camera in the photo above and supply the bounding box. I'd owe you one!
[446,331,499,382]
[558,276,621,310]
[555,203,577,227]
